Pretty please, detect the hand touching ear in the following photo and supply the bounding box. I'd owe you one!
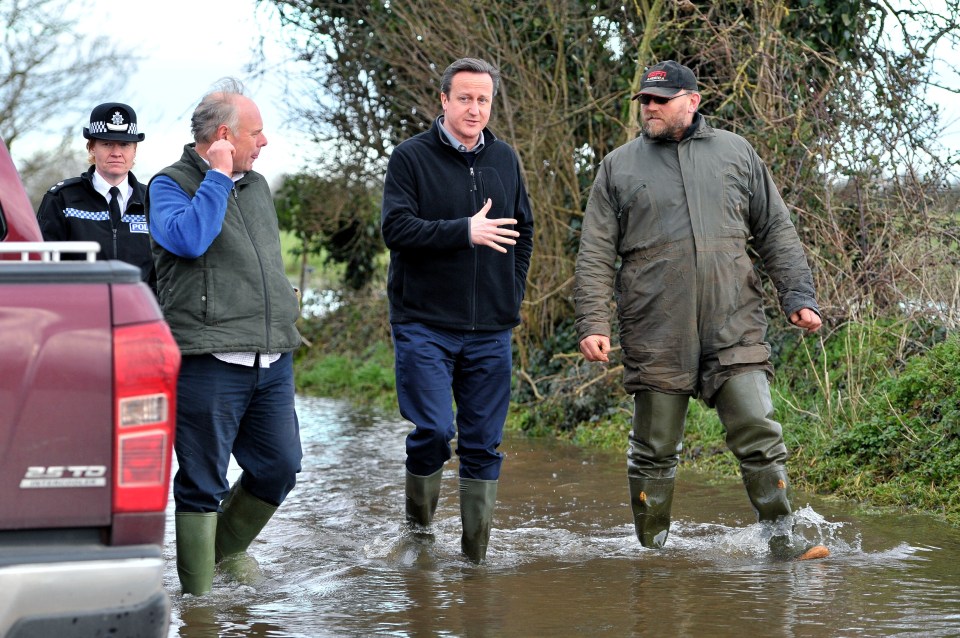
[207,139,236,175]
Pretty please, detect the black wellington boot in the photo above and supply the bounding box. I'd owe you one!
[717,372,829,561]
[625,391,689,549]
[743,466,829,561]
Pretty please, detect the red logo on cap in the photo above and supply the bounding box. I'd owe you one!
[646,70,668,82]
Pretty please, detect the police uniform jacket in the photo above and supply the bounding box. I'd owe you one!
[36,165,156,291]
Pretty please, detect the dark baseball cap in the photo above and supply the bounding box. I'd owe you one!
[631,61,698,100]
[83,102,145,142]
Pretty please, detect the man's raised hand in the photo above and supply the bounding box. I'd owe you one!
[207,139,236,175]
[470,198,519,253]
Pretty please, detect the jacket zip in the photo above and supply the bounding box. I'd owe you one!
[724,171,754,197]
[469,166,480,329]
[617,183,648,221]
[233,186,273,353]
[723,171,753,225]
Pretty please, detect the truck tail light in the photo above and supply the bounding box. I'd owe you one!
[113,321,181,513]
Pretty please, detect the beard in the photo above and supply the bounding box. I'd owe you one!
[642,118,687,141]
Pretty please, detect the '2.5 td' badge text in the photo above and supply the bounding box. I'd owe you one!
[20,466,107,488]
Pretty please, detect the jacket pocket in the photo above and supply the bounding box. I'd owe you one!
[617,181,663,250]
[200,267,214,325]
[721,171,752,233]
[717,343,771,366]
[476,168,506,216]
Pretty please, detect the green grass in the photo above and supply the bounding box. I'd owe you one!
[295,340,396,411]
[281,231,330,280]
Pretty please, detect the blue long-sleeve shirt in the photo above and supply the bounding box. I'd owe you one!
[148,170,236,259]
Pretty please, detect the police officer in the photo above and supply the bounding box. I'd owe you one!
[37,102,156,293]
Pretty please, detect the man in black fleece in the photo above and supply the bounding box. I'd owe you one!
[380,57,534,563]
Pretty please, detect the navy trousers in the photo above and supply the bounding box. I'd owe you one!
[173,353,302,512]
[392,322,513,481]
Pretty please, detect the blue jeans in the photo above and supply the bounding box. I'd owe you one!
[392,322,512,481]
[173,353,302,512]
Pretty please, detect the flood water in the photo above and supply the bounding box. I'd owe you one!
[165,396,960,637]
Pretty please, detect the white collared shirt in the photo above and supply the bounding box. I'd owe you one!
[91,171,131,212]
[214,352,281,368]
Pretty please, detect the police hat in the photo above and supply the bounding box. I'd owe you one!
[82,102,145,142]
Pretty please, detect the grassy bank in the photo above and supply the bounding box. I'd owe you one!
[293,295,960,527]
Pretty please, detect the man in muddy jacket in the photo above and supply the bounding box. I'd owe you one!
[575,60,827,560]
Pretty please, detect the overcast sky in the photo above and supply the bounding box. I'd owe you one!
[12,0,312,181]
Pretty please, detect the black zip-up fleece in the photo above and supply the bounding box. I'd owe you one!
[381,118,534,331]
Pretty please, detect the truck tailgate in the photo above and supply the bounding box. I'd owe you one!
[0,280,113,529]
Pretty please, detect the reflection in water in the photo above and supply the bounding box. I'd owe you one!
[166,396,960,637]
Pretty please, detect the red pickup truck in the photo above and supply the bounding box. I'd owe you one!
[0,137,178,637]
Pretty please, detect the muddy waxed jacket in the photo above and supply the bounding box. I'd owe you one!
[574,115,819,399]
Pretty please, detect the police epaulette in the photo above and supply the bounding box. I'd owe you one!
[47,176,83,192]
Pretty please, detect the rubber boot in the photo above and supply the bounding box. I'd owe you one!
[741,466,828,560]
[626,391,689,549]
[215,481,278,563]
[175,512,217,595]
[459,478,498,564]
[715,371,788,476]
[628,477,675,548]
[405,468,443,528]
[715,372,827,560]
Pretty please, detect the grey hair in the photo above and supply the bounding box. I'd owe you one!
[440,58,500,97]
[190,77,247,144]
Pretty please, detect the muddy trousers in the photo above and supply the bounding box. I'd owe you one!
[627,371,792,548]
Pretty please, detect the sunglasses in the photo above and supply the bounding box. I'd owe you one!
[638,92,692,106]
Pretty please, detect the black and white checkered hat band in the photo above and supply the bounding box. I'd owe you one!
[87,121,138,135]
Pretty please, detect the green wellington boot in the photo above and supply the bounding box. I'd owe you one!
[743,466,829,561]
[215,481,278,564]
[459,478,498,563]
[405,468,444,528]
[717,372,829,561]
[626,391,688,549]
[175,512,217,595]
[628,477,676,548]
